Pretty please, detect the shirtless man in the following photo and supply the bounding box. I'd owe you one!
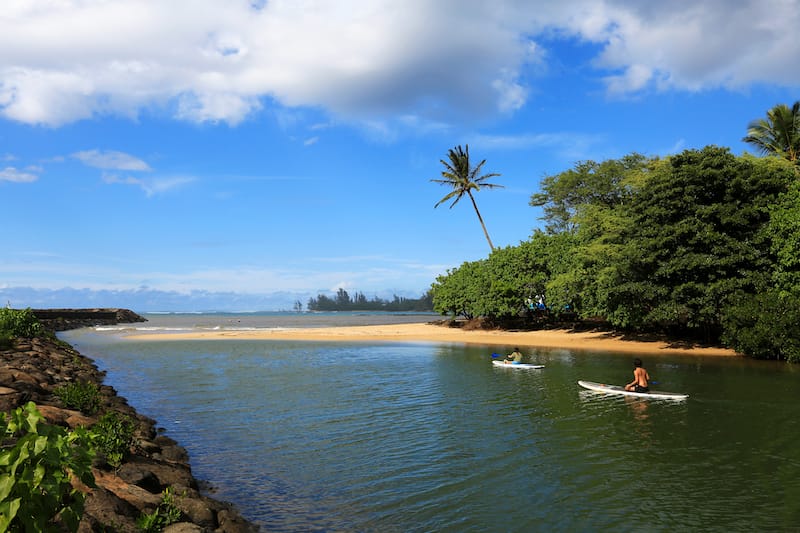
[624,358,650,392]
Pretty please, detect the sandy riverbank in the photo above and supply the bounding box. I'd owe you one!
[129,322,738,357]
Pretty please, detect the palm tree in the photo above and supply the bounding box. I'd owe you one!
[431,144,503,251]
[743,101,800,165]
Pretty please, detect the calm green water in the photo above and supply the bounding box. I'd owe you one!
[63,330,800,532]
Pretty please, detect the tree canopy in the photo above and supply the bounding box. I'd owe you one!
[430,146,800,361]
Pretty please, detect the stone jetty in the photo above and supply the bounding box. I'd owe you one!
[1,309,259,532]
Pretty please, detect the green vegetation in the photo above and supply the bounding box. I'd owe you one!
[431,137,800,361]
[0,307,44,348]
[54,381,102,415]
[0,402,95,532]
[432,144,504,251]
[136,487,182,532]
[743,100,800,166]
[91,411,136,469]
[307,289,433,312]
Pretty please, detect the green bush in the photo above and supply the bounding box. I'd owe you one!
[0,308,44,339]
[54,381,101,415]
[721,291,800,362]
[136,487,182,532]
[0,402,95,532]
[91,411,136,468]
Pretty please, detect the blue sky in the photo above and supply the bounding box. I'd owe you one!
[1,0,798,312]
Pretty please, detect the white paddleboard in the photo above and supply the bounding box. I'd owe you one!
[578,380,688,400]
[492,360,545,369]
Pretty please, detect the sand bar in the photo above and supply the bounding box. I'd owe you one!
[128,322,738,357]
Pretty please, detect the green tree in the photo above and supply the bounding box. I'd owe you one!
[767,179,800,296]
[608,147,793,340]
[529,154,652,320]
[530,153,649,234]
[431,260,489,320]
[743,101,800,166]
[721,175,800,362]
[432,144,503,251]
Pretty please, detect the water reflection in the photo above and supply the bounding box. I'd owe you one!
[624,396,653,440]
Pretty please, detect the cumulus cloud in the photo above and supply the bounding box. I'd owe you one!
[0,166,39,182]
[0,0,797,127]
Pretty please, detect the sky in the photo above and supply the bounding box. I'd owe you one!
[1,0,799,312]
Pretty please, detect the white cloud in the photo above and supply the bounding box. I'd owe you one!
[472,131,604,152]
[72,149,152,171]
[0,1,798,127]
[589,0,800,93]
[102,173,194,197]
[0,166,39,182]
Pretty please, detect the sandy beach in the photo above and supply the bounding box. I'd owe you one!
[129,322,738,357]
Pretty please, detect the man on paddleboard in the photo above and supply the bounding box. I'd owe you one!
[624,358,650,392]
[504,348,523,364]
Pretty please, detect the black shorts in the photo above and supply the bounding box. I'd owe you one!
[634,385,649,393]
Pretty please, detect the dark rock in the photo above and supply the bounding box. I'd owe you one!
[80,486,141,533]
[163,524,204,533]
[0,326,259,532]
[32,307,147,332]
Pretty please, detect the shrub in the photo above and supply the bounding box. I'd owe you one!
[0,402,95,532]
[137,487,182,532]
[91,411,136,468]
[0,307,44,339]
[54,381,101,415]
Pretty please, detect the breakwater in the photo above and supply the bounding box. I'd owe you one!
[31,307,148,331]
[1,309,259,532]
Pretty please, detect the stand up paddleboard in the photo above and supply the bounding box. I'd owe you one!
[578,380,688,400]
[492,360,545,369]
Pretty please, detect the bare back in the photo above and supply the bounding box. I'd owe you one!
[633,366,650,387]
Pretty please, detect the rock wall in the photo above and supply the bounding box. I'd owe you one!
[32,308,148,332]
[1,312,260,532]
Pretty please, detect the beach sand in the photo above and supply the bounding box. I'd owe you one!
[129,322,738,357]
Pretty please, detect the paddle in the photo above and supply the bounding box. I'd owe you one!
[491,353,502,358]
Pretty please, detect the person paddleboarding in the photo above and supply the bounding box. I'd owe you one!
[624,358,650,393]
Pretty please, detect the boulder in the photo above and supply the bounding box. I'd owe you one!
[0,325,260,532]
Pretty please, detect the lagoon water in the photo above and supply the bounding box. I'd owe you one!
[61,313,800,531]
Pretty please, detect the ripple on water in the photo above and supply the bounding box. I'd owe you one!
[62,334,800,532]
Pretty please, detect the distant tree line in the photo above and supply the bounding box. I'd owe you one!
[307,288,433,312]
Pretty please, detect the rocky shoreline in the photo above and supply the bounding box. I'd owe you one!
[1,310,260,532]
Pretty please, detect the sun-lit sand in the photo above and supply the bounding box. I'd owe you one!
[128,322,738,356]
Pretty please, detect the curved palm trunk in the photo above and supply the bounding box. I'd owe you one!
[468,191,495,251]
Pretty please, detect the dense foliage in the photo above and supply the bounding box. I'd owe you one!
[0,402,95,532]
[431,146,800,361]
[307,289,433,312]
